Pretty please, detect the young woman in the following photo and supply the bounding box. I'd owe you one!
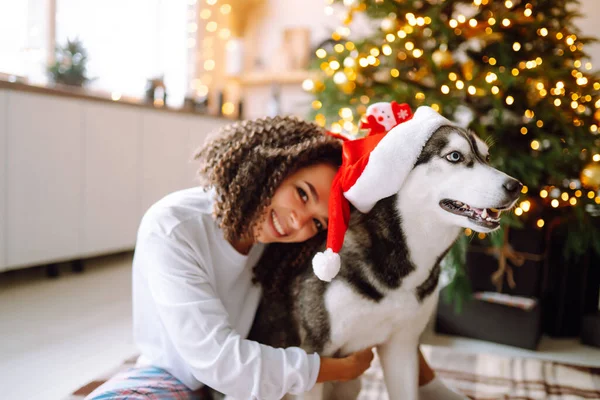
[86,116,465,400]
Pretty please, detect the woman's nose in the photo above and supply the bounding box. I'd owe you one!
[290,210,310,230]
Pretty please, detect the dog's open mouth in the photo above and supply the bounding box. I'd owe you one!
[440,199,502,229]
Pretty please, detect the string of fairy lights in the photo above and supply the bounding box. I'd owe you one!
[188,0,235,115]
[303,0,600,230]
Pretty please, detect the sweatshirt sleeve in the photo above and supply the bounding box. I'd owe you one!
[141,231,320,400]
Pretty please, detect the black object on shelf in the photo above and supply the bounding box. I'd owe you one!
[438,225,545,349]
[464,219,600,340]
[238,100,244,120]
[581,312,600,348]
[145,77,167,105]
[46,263,60,278]
[436,287,543,350]
[467,226,546,298]
[217,91,224,116]
[542,222,600,338]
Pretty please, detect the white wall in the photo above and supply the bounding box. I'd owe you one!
[241,0,371,119]
[578,0,600,66]
[244,0,373,72]
[245,0,331,70]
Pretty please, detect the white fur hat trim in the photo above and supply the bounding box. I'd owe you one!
[312,248,341,282]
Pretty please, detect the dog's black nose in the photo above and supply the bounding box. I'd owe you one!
[503,179,523,194]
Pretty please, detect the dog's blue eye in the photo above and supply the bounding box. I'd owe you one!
[446,151,463,163]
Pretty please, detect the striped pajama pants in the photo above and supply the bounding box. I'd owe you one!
[84,366,216,400]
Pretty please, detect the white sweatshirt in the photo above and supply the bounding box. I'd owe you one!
[132,187,320,399]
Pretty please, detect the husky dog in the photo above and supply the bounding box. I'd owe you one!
[249,122,522,400]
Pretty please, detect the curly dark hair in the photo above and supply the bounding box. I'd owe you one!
[193,116,343,295]
[252,230,330,300]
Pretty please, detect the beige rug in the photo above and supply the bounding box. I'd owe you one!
[68,345,600,399]
[360,345,600,399]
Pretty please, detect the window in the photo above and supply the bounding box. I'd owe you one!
[0,0,49,83]
[56,0,191,106]
[0,0,193,107]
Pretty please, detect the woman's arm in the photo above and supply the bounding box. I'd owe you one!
[317,348,374,383]
[140,230,371,399]
[418,347,435,386]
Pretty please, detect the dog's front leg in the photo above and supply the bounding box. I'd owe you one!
[330,379,361,400]
[377,332,420,400]
[283,382,324,400]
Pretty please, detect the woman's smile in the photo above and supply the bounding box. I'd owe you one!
[271,210,287,237]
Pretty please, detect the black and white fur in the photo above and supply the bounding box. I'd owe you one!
[249,125,522,400]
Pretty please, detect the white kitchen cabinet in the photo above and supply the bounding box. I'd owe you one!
[81,103,142,256]
[0,91,7,268]
[6,91,84,269]
[139,111,193,215]
[0,86,229,272]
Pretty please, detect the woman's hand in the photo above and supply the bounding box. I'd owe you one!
[316,348,374,383]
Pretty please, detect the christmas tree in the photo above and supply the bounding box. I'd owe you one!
[308,0,600,302]
[48,38,90,87]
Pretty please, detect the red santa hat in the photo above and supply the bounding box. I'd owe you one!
[313,104,453,282]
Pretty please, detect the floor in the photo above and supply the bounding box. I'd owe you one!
[0,254,138,400]
[1,253,599,400]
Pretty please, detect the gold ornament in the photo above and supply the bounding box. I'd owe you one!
[432,50,454,68]
[313,80,326,92]
[413,66,430,82]
[581,162,600,190]
[344,12,353,25]
[484,32,504,45]
[341,81,356,94]
[462,59,475,80]
[344,4,366,26]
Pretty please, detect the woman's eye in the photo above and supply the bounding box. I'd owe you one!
[446,151,463,163]
[314,219,324,231]
[297,187,308,202]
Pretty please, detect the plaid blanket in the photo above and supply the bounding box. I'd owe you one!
[68,346,600,400]
[360,346,600,400]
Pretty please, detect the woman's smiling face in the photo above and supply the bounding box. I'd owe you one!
[254,163,338,244]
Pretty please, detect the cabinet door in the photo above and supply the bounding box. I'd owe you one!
[0,91,7,271]
[140,111,191,215]
[187,117,228,188]
[6,92,84,269]
[82,103,141,255]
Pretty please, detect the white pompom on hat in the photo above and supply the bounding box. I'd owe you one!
[312,103,453,282]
